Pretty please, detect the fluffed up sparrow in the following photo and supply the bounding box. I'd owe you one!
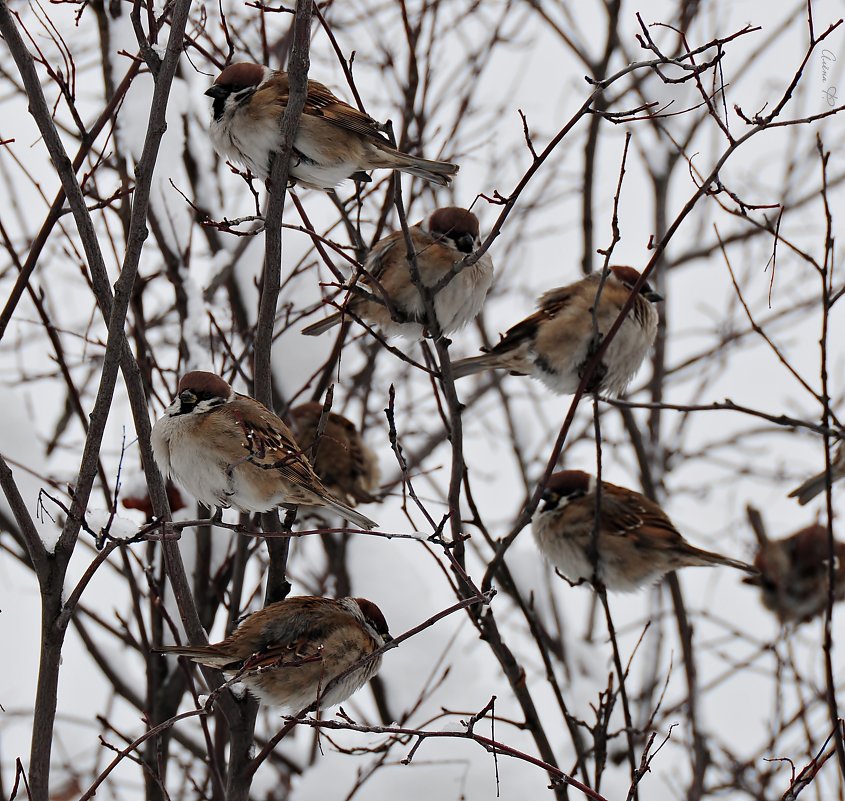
[788,440,845,505]
[743,524,845,623]
[205,62,459,190]
[151,371,377,530]
[156,595,391,710]
[533,470,756,592]
[289,402,381,507]
[302,207,494,340]
[451,266,662,396]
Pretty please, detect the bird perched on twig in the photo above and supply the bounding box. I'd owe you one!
[301,207,494,340]
[155,595,391,710]
[788,440,845,505]
[532,470,756,592]
[205,62,459,189]
[151,371,377,530]
[289,402,381,507]
[743,523,845,623]
[451,266,662,396]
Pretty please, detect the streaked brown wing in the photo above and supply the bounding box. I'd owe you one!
[242,637,323,669]
[304,79,389,142]
[600,483,685,548]
[227,399,323,491]
[261,72,388,143]
[487,286,576,355]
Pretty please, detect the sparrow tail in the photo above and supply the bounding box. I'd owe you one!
[321,496,378,530]
[451,353,502,380]
[302,311,343,337]
[381,149,459,186]
[688,547,758,575]
[153,644,234,669]
[788,471,829,506]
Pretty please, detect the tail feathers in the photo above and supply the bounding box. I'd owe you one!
[788,472,828,505]
[302,312,343,337]
[451,353,502,380]
[322,496,378,530]
[154,644,235,669]
[383,149,459,186]
[690,548,758,575]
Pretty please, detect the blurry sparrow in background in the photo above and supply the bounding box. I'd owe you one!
[533,470,756,592]
[743,523,845,623]
[155,596,391,710]
[205,62,459,189]
[451,266,662,396]
[301,207,494,340]
[289,402,381,507]
[788,440,845,505]
[151,371,377,530]
[121,477,185,521]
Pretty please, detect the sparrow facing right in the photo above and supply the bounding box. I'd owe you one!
[205,62,459,189]
[289,402,381,507]
[301,207,494,340]
[743,524,845,623]
[533,470,756,592]
[156,595,391,710]
[788,440,845,505]
[151,371,377,530]
[451,266,662,396]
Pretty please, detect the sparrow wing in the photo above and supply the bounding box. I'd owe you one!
[227,398,325,491]
[232,597,351,665]
[304,79,391,143]
[599,483,685,548]
[361,229,405,283]
[486,285,578,355]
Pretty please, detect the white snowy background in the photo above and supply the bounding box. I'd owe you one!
[1,1,845,799]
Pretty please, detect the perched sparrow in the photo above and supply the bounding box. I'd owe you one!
[289,402,381,507]
[156,596,391,710]
[788,441,845,505]
[205,62,459,190]
[744,524,845,623]
[151,371,377,530]
[451,266,662,396]
[302,207,494,339]
[533,470,756,592]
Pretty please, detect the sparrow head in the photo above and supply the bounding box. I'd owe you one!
[423,207,481,254]
[540,470,595,512]
[609,265,663,303]
[168,371,234,417]
[205,62,270,122]
[349,597,393,644]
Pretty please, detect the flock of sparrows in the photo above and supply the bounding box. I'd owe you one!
[148,61,844,714]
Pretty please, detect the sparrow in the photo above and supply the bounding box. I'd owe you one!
[156,595,391,710]
[788,440,845,505]
[289,402,381,507]
[301,207,494,339]
[451,266,662,396]
[151,371,377,530]
[743,524,845,623]
[532,470,756,592]
[205,62,459,190]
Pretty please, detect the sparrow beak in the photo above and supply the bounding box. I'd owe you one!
[179,390,197,405]
[455,233,476,254]
[645,288,664,303]
[204,85,228,100]
[382,632,394,644]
